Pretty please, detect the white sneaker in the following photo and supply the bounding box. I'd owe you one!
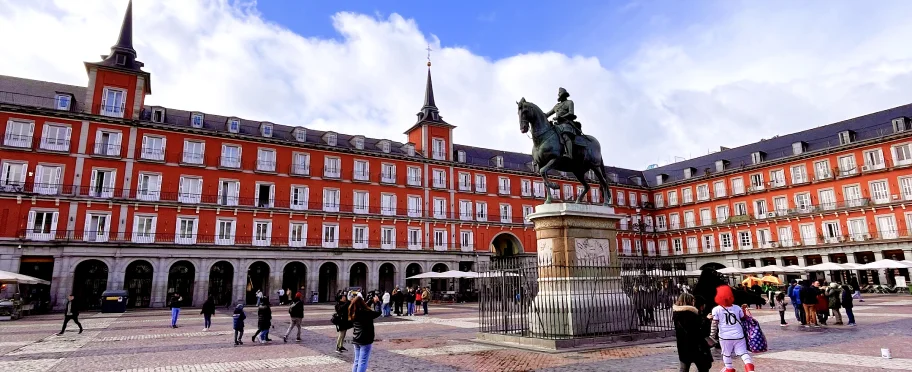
[203,328,208,331]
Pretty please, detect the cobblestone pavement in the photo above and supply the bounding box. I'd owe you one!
[0,295,910,371]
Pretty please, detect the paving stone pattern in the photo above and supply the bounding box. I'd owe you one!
[0,295,910,371]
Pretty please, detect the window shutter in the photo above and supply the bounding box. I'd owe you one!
[152,175,161,195]
[178,176,186,197]
[100,92,108,115]
[119,92,126,114]
[64,127,72,146]
[83,214,92,239]
[254,184,260,205]
[94,131,102,153]
[27,211,36,232]
[52,167,61,187]
[141,136,148,153]
[89,170,98,195]
[269,184,275,206]
[18,164,27,184]
[113,133,122,154]
[132,216,140,240]
[103,215,111,241]
[106,170,116,190]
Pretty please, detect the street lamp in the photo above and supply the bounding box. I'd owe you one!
[628,207,648,270]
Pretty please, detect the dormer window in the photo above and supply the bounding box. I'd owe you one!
[750,151,765,164]
[402,143,415,156]
[293,127,306,142]
[683,167,696,179]
[715,160,728,172]
[837,130,854,145]
[457,150,466,163]
[378,140,390,153]
[631,176,643,186]
[893,117,910,133]
[54,94,71,111]
[260,122,273,138]
[227,118,240,134]
[151,108,165,123]
[494,156,504,168]
[115,54,127,66]
[607,173,619,183]
[792,141,806,155]
[352,136,365,150]
[656,174,668,185]
[324,132,337,146]
[190,113,204,128]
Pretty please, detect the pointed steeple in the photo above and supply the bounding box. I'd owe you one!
[415,63,446,125]
[98,0,144,72]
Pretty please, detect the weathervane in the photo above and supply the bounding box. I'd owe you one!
[426,44,433,66]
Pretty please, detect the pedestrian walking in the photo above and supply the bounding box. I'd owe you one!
[672,293,712,372]
[348,293,381,372]
[169,293,183,328]
[333,294,353,352]
[201,295,215,331]
[381,290,391,317]
[392,287,403,316]
[283,293,304,343]
[255,289,263,306]
[57,294,83,335]
[840,283,856,326]
[421,287,431,315]
[710,285,755,372]
[799,280,819,327]
[774,291,788,326]
[825,283,843,325]
[233,303,246,345]
[405,287,416,316]
[252,298,272,343]
[850,277,864,302]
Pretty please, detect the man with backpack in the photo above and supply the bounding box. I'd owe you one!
[283,292,304,343]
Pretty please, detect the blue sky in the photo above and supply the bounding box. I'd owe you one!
[255,0,721,68]
[4,0,912,169]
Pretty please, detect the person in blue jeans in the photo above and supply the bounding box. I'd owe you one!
[348,294,381,372]
[381,290,391,317]
[840,283,857,326]
[169,293,183,328]
[788,280,805,325]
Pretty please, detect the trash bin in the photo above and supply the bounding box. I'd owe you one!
[101,290,129,313]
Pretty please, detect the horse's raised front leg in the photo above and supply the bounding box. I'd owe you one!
[539,158,559,204]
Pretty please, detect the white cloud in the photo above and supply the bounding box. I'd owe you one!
[1,0,912,169]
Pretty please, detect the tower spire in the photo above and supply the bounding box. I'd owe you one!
[98,0,144,71]
[416,45,444,125]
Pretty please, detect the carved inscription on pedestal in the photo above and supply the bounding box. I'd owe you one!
[574,238,610,264]
[537,239,554,263]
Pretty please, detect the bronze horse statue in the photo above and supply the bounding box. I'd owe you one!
[517,97,612,205]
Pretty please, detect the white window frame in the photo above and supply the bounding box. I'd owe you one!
[136,172,161,201]
[291,185,310,210]
[696,184,709,201]
[323,188,341,212]
[353,159,370,181]
[407,195,422,217]
[474,174,486,192]
[220,144,241,169]
[407,228,422,250]
[256,148,277,172]
[381,163,396,184]
[475,201,488,221]
[731,177,745,194]
[132,214,157,243]
[182,140,205,165]
[26,209,59,241]
[175,216,198,245]
[40,123,71,152]
[433,197,447,219]
[100,87,126,118]
[521,179,532,196]
[432,169,446,188]
[380,226,395,249]
[83,212,112,243]
[433,229,447,251]
[140,135,166,161]
[498,177,511,195]
[353,190,369,214]
[178,176,203,204]
[292,152,310,176]
[406,166,421,186]
[499,204,512,223]
[289,222,307,248]
[352,225,368,249]
[460,230,474,251]
[322,224,339,248]
[89,168,116,198]
[93,130,122,156]
[34,164,62,195]
[459,200,473,220]
[0,161,27,192]
[892,143,912,167]
[869,180,890,204]
[381,193,397,216]
[216,218,236,246]
[719,233,733,251]
[432,138,446,160]
[791,164,808,184]
[323,156,341,178]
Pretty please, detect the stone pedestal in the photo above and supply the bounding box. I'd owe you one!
[526,203,637,337]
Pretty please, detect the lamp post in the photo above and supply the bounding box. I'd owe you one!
[628,207,648,271]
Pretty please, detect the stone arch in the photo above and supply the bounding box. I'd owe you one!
[245,261,271,305]
[490,232,523,257]
[430,263,450,292]
[208,261,234,307]
[167,260,196,304]
[378,262,397,293]
[282,261,308,301]
[123,259,154,308]
[72,259,109,310]
[349,262,368,290]
[405,262,423,288]
[318,262,339,302]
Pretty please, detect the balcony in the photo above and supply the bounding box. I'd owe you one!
[140,147,165,161]
[406,176,421,187]
[323,167,341,179]
[407,208,422,218]
[352,170,370,182]
[458,182,472,192]
[433,178,447,189]
[181,152,205,166]
[256,160,276,173]
[498,187,510,195]
[475,184,487,193]
[39,137,69,152]
[381,172,397,184]
[290,164,310,176]
[93,143,121,157]
[219,156,241,169]
[3,133,33,149]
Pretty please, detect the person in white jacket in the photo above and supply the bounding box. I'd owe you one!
[381,291,391,317]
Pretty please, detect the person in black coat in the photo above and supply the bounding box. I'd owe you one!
[799,280,820,326]
[692,269,725,336]
[251,298,272,342]
[334,294,353,352]
[200,295,215,331]
[57,294,83,335]
[348,294,381,372]
[673,293,712,372]
[391,287,404,316]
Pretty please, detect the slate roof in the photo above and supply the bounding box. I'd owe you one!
[641,102,912,186]
[0,75,87,112]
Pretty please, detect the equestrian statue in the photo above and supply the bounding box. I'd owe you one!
[517,87,612,205]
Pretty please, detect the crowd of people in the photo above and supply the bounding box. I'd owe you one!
[672,269,864,372]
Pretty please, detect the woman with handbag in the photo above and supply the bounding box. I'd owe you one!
[348,294,381,372]
[333,294,352,352]
[673,293,713,372]
[710,285,756,372]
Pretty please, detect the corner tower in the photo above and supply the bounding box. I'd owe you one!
[83,0,151,120]
[404,58,455,160]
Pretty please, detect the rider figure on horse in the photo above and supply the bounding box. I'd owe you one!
[544,87,582,159]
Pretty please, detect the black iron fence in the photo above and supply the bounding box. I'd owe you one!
[478,255,687,340]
